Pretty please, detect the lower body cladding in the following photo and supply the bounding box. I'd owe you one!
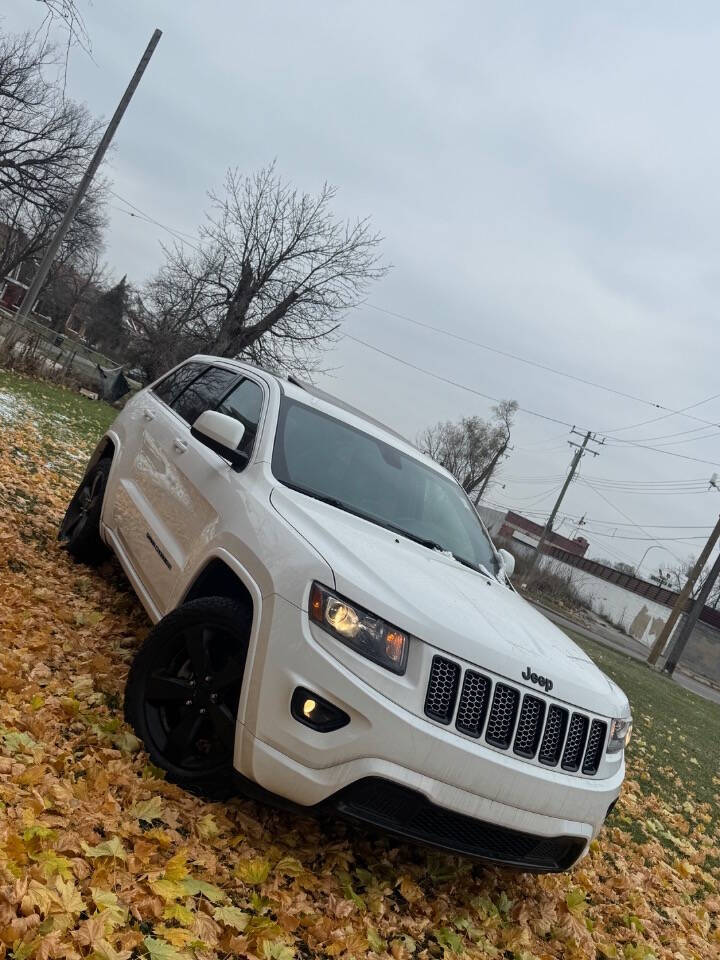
[234,595,624,872]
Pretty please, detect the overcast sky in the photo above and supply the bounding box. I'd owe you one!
[5,0,720,570]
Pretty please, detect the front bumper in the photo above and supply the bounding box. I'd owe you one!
[235,594,624,870]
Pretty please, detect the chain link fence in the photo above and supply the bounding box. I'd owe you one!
[0,306,142,397]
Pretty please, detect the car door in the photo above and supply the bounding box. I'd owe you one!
[157,371,267,612]
[113,363,240,611]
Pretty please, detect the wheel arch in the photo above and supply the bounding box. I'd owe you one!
[182,553,259,625]
[85,433,119,476]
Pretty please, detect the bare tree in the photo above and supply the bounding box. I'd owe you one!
[0,30,104,281]
[42,247,107,333]
[661,553,720,605]
[419,400,518,498]
[35,0,91,53]
[132,164,387,379]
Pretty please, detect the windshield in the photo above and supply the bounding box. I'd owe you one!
[271,397,498,574]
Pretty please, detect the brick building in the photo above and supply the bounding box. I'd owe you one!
[498,510,589,557]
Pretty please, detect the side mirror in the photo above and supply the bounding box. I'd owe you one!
[498,548,515,578]
[191,410,247,471]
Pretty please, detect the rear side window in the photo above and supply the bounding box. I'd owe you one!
[217,378,264,454]
[152,362,207,404]
[171,366,239,425]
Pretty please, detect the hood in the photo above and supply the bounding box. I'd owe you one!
[271,486,629,718]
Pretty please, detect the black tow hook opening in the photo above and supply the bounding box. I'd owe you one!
[291,687,350,732]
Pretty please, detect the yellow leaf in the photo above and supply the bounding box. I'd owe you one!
[154,925,194,948]
[163,902,195,926]
[235,856,271,885]
[213,905,250,931]
[150,879,187,902]
[129,796,164,822]
[143,936,187,960]
[196,814,219,839]
[146,828,173,848]
[22,878,54,916]
[397,876,423,903]
[82,837,127,861]
[181,877,227,903]
[91,889,129,929]
[53,876,85,915]
[565,887,586,915]
[597,943,618,958]
[163,851,189,883]
[90,939,132,960]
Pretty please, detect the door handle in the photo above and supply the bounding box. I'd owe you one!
[143,408,155,421]
[173,438,188,454]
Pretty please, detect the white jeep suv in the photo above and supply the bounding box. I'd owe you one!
[59,355,631,872]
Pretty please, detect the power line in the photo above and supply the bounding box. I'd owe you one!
[615,423,720,444]
[110,190,202,246]
[579,473,708,486]
[345,333,720,466]
[343,334,580,429]
[366,302,720,432]
[601,391,720,435]
[576,520,713,529]
[601,438,720,467]
[619,429,720,449]
[579,531,707,542]
[579,481,684,564]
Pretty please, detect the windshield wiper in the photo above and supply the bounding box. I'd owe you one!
[285,485,446,550]
[372,519,447,552]
[284,484,495,576]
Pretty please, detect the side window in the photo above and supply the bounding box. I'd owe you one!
[171,366,238,425]
[217,378,264,455]
[152,362,207,405]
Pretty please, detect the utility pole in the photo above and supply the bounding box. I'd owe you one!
[647,513,720,665]
[474,440,511,505]
[662,547,720,675]
[525,430,600,581]
[5,29,162,343]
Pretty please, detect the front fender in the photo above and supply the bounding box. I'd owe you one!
[83,430,122,478]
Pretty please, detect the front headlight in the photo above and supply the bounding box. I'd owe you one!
[309,582,409,675]
[607,717,633,754]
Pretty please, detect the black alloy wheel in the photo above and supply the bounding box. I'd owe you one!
[124,597,251,798]
[58,457,111,563]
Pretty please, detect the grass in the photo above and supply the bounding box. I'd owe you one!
[568,631,720,840]
[0,367,116,481]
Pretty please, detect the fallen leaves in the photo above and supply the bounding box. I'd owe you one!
[0,370,719,959]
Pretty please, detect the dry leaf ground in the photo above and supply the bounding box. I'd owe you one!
[0,368,719,960]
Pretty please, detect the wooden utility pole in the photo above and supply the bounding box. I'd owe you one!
[474,440,510,505]
[525,430,600,581]
[647,513,720,666]
[662,547,720,675]
[6,29,162,341]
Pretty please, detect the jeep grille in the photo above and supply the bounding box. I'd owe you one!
[424,655,608,777]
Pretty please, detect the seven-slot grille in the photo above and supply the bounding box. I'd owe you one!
[423,656,606,776]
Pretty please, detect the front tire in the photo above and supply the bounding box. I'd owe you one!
[124,597,251,799]
[58,457,111,564]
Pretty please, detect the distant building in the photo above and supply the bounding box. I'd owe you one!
[497,510,589,557]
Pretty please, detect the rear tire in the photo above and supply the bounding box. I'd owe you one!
[124,597,251,800]
[58,457,111,564]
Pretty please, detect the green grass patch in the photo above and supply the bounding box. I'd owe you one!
[0,368,116,473]
[568,631,720,839]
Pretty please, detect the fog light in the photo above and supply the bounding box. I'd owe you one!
[291,687,350,732]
